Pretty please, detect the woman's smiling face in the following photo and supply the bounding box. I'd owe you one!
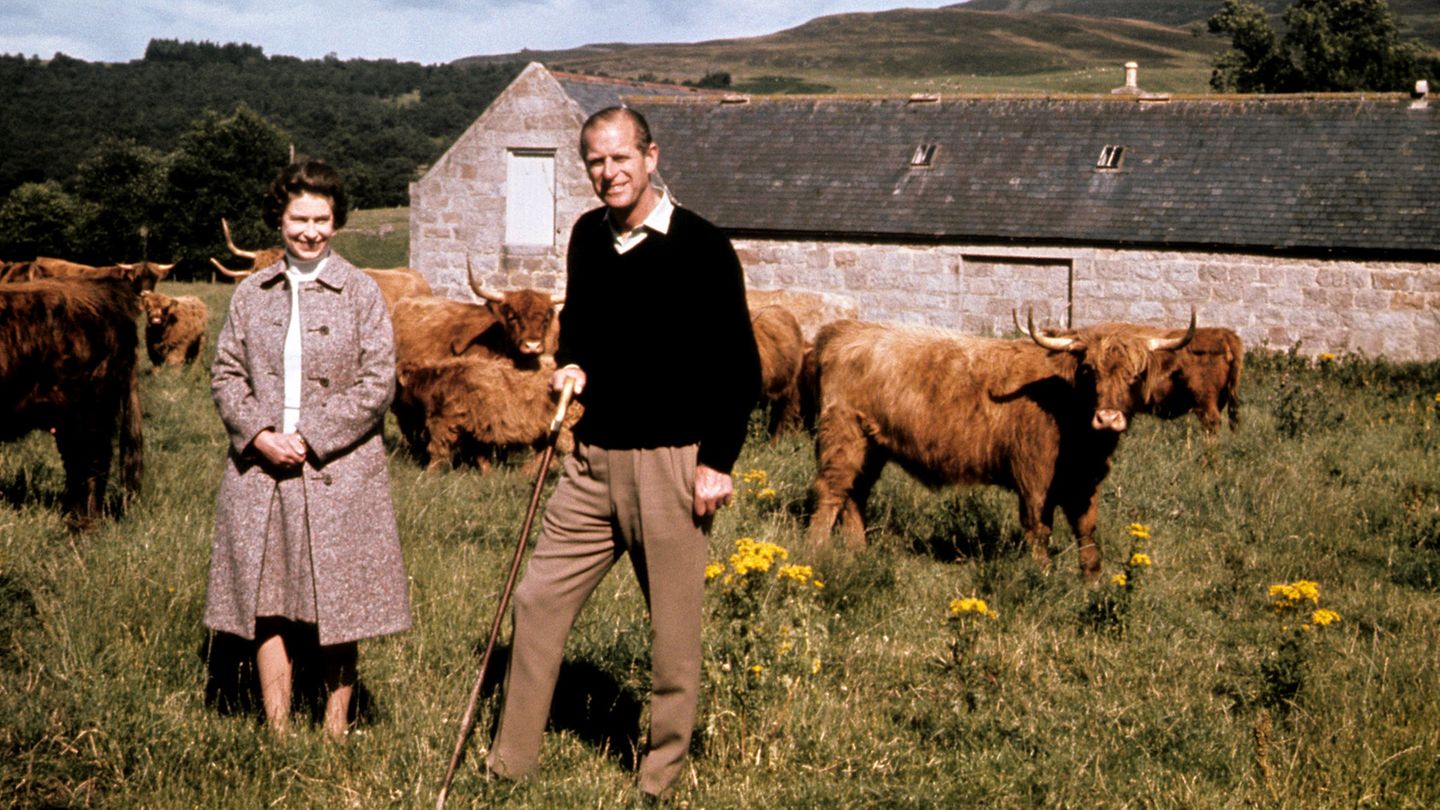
[280,191,335,261]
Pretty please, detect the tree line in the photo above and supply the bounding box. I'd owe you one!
[0,41,521,277]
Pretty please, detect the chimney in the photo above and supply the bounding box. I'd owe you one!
[1111,62,1141,96]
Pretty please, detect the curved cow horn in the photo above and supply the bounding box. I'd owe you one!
[466,254,505,303]
[1023,308,1076,351]
[210,257,254,278]
[1148,308,1197,352]
[221,218,258,259]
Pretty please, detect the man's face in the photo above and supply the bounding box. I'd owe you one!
[582,117,658,221]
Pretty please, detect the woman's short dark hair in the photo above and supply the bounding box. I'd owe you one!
[262,160,348,229]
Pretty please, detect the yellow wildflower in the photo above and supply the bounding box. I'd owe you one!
[1128,523,1151,540]
[777,564,813,584]
[1129,552,1152,567]
[811,657,822,675]
[1311,608,1342,627]
[728,537,788,576]
[742,468,768,485]
[758,487,777,499]
[948,597,997,619]
[750,664,764,676]
[813,580,826,590]
[1434,392,1440,404]
[704,562,724,581]
[1111,573,1128,587]
[1318,352,1336,362]
[1269,579,1322,611]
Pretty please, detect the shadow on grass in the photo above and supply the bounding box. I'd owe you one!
[472,644,643,772]
[201,626,377,728]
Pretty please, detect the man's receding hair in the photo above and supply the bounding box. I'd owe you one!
[579,106,653,158]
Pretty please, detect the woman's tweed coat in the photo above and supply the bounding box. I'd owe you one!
[204,254,411,646]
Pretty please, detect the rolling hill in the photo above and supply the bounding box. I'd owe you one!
[457,1,1437,96]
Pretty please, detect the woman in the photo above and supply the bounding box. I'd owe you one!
[205,160,410,738]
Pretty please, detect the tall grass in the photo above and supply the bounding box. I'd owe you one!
[3,279,1440,807]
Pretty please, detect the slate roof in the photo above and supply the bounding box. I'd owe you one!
[628,94,1439,257]
[553,71,719,116]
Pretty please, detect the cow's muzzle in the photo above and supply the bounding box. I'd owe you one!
[1092,409,1128,432]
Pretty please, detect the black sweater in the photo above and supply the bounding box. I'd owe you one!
[555,205,761,473]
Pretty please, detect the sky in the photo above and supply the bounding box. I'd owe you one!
[0,1,965,65]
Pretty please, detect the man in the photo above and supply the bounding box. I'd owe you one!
[485,106,761,800]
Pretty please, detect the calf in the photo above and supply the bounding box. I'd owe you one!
[140,290,209,372]
[395,356,580,474]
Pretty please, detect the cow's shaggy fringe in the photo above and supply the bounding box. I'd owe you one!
[3,270,1440,808]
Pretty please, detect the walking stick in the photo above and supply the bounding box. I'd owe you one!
[436,376,576,810]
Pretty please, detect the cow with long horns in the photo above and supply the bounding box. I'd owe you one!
[806,310,1195,579]
[210,218,431,309]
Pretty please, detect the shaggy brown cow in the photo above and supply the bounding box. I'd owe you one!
[748,288,859,342]
[4,256,176,293]
[209,218,285,278]
[751,304,806,441]
[394,355,580,473]
[209,219,432,309]
[0,278,143,527]
[390,271,563,454]
[806,312,1194,579]
[1147,327,1244,432]
[363,266,433,310]
[140,290,209,372]
[1030,319,1244,433]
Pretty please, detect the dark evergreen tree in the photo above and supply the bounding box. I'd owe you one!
[1209,0,1433,92]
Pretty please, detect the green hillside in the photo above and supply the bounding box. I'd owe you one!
[460,7,1227,95]
[964,0,1440,50]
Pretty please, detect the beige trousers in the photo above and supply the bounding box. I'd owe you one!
[486,442,707,798]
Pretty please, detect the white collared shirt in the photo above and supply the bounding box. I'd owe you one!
[282,252,328,433]
[608,190,673,255]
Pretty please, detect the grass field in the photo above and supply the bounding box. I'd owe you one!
[4,268,1440,806]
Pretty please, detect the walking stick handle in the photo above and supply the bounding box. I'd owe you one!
[548,375,577,434]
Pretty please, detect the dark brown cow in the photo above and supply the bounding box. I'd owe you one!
[0,278,143,527]
[806,312,1194,579]
[750,304,806,442]
[395,356,580,473]
[4,256,176,293]
[140,290,209,372]
[1147,328,1243,432]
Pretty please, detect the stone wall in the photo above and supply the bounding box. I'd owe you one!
[409,63,588,301]
[734,237,1440,360]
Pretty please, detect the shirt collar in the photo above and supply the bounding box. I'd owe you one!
[608,189,673,254]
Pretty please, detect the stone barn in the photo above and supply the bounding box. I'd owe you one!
[410,63,1440,359]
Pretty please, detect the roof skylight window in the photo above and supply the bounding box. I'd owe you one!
[910,143,938,168]
[1096,145,1126,170]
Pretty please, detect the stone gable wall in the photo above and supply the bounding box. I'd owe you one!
[409,64,589,300]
